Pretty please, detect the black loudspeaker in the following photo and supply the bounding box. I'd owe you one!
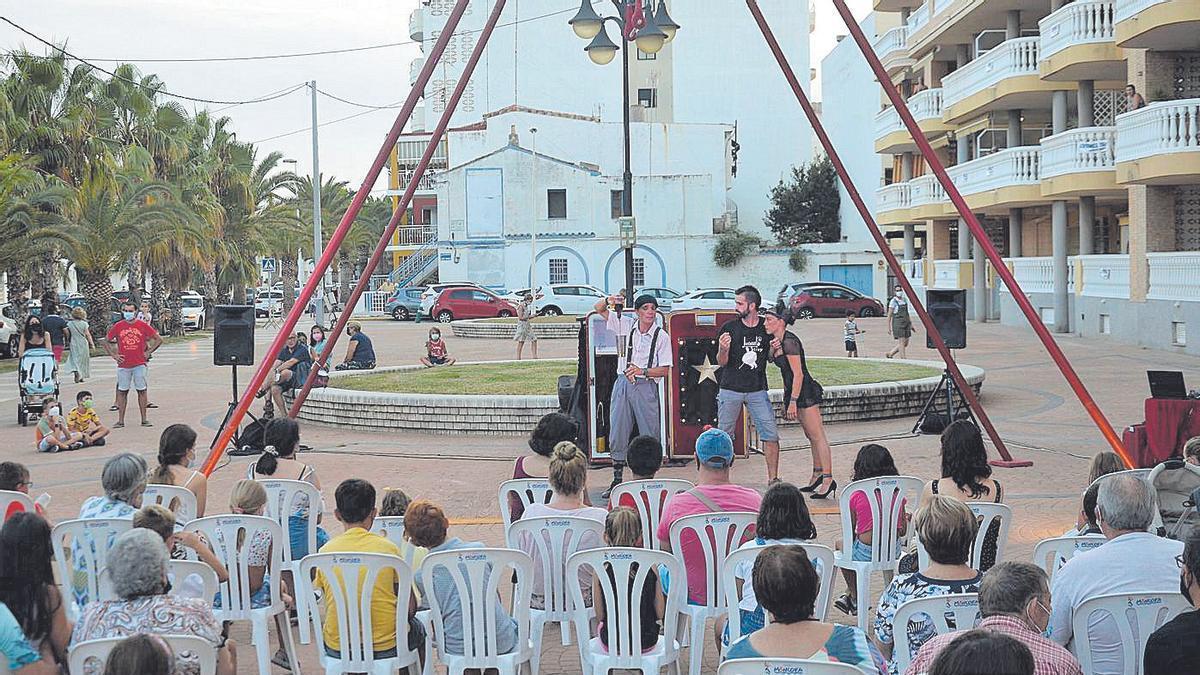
[214,305,255,366]
[926,289,967,350]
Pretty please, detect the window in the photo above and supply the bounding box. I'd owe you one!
[1173,321,1187,347]
[547,189,567,219]
[473,291,495,302]
[450,289,473,300]
[556,286,578,296]
[637,49,656,60]
[637,88,657,108]
[549,258,568,285]
[611,190,624,219]
[632,258,646,287]
[1099,314,1111,334]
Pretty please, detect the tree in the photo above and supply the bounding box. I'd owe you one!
[764,155,841,245]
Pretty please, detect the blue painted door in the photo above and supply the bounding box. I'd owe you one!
[819,264,873,297]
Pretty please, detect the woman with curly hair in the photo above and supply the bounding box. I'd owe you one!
[916,420,1003,571]
[507,412,580,521]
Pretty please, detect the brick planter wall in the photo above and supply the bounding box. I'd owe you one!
[290,358,985,436]
[450,319,581,340]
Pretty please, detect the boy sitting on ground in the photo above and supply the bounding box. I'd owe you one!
[66,390,109,447]
[35,397,84,453]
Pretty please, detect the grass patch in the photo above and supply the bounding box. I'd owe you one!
[338,358,939,396]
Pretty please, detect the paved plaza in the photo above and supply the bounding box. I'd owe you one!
[4,314,1198,674]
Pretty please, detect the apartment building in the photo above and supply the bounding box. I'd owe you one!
[870,0,1199,354]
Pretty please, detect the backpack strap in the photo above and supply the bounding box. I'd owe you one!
[686,487,724,513]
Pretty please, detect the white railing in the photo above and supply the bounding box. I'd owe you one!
[353,290,390,316]
[933,260,968,289]
[948,146,1041,196]
[874,25,909,60]
[1115,0,1171,24]
[877,183,912,212]
[1039,0,1115,61]
[409,57,425,86]
[909,1,932,33]
[1040,127,1117,177]
[393,225,437,246]
[943,37,1041,111]
[1004,257,1054,294]
[1079,254,1130,299]
[909,88,945,121]
[1148,252,1200,302]
[902,259,925,287]
[875,107,903,141]
[409,8,424,41]
[1116,98,1200,163]
[909,174,948,208]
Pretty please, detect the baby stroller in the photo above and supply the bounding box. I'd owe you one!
[18,347,58,426]
[1148,459,1200,541]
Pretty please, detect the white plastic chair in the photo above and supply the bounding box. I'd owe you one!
[0,489,35,523]
[719,657,864,675]
[142,483,199,524]
[507,515,605,673]
[419,547,536,675]
[892,592,981,675]
[608,479,694,551]
[258,477,323,645]
[371,516,420,569]
[69,634,218,675]
[1030,535,1105,581]
[499,478,553,523]
[51,517,134,618]
[668,511,757,675]
[168,559,221,603]
[567,547,684,675]
[184,514,300,675]
[721,542,836,645]
[299,551,421,675]
[832,476,923,632]
[915,502,1013,571]
[1071,591,1190,675]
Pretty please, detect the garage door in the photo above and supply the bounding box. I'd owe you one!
[819,264,874,296]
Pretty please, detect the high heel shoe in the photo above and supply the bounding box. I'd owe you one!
[799,472,825,492]
[811,475,837,500]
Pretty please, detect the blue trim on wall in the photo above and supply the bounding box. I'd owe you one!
[602,244,667,292]
[531,246,591,285]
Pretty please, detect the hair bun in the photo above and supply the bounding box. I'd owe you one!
[263,446,279,456]
[551,440,580,462]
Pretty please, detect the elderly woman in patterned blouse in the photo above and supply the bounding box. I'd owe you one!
[69,529,237,675]
[71,453,148,609]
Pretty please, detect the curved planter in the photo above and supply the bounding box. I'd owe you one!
[290,358,985,436]
[450,318,581,340]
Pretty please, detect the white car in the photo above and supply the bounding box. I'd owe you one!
[0,303,17,358]
[671,288,739,311]
[532,284,606,316]
[254,290,285,317]
[420,281,485,318]
[179,293,205,330]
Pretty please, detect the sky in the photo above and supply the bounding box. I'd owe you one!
[5,0,870,192]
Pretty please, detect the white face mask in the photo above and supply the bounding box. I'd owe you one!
[48,406,60,417]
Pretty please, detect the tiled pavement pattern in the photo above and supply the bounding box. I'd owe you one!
[3,314,1198,673]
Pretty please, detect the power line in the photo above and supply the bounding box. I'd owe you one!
[315,88,400,110]
[249,102,404,144]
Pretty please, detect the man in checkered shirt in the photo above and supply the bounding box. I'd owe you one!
[905,562,1082,675]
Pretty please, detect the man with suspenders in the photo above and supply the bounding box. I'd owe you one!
[594,293,673,498]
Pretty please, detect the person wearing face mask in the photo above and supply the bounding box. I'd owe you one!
[34,396,85,453]
[334,321,376,371]
[885,284,917,359]
[17,315,47,358]
[104,300,163,427]
[419,327,455,368]
[147,424,207,519]
[66,390,109,447]
[1144,531,1200,675]
[308,324,327,360]
[906,562,1082,675]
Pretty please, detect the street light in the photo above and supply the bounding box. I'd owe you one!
[570,0,679,304]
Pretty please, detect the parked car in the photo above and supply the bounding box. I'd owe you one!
[420,281,486,318]
[635,287,683,304]
[500,287,545,306]
[385,286,426,321]
[671,288,739,311]
[254,289,285,317]
[430,286,517,323]
[789,285,884,319]
[0,303,17,358]
[179,293,205,329]
[531,284,606,316]
[776,281,860,309]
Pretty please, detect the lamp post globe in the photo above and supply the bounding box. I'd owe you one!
[653,1,679,42]
[633,20,667,54]
[569,0,603,39]
[585,27,619,65]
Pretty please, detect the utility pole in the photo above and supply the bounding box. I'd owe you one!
[530,127,538,309]
[310,80,325,328]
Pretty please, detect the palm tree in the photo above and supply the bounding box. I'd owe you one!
[291,175,354,303]
[0,154,69,326]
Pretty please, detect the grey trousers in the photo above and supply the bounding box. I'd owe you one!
[608,376,662,462]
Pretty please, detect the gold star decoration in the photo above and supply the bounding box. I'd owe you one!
[691,355,721,384]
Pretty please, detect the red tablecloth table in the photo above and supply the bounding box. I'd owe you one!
[1139,398,1200,467]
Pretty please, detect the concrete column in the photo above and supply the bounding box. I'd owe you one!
[901,152,914,181]
[1009,208,1023,258]
[957,131,970,164]
[973,226,988,321]
[1052,90,1069,134]
[1051,89,1070,332]
[1007,110,1022,148]
[1006,10,1021,39]
[956,44,970,68]
[1079,196,1096,255]
[1077,80,1095,128]
[900,7,911,22]
[904,224,916,260]
[958,218,971,261]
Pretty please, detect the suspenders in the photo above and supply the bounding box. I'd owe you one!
[625,324,662,370]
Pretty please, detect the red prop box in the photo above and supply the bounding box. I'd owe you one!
[667,310,751,460]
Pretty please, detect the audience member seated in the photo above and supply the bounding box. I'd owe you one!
[132,505,229,598]
[34,397,84,453]
[1185,436,1200,467]
[66,391,109,447]
[406,499,518,656]
[73,453,148,608]
[148,424,207,518]
[1071,452,1124,534]
[517,441,606,609]
[874,496,982,674]
[906,561,1081,675]
[719,481,817,649]
[102,634,174,675]
[0,462,48,521]
[0,600,55,675]
[250,417,329,558]
[1048,473,1183,675]
[0,513,72,669]
[722,546,886,674]
[69,529,236,675]
[657,428,762,606]
[836,443,908,616]
[314,479,425,662]
[610,435,665,510]
[593,507,665,652]
[379,488,429,574]
[926,629,1034,675]
[510,412,579,522]
[1142,531,1200,674]
[1068,482,1102,537]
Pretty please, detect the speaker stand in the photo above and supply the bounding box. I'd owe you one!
[912,368,976,435]
[210,364,261,452]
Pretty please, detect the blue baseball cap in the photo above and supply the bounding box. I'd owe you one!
[696,428,734,468]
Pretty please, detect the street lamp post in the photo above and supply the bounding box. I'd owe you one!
[570,0,678,305]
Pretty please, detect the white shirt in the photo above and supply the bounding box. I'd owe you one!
[1048,531,1184,675]
[606,311,672,377]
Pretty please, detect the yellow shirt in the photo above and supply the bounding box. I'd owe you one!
[66,406,100,433]
[315,527,404,652]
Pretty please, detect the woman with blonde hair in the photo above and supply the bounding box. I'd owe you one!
[64,306,94,383]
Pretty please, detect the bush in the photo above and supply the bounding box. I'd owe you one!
[712,230,764,268]
[788,249,810,273]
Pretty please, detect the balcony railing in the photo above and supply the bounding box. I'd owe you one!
[1148,252,1200,302]
[933,260,969,289]
[909,1,932,33]
[409,57,425,87]
[1039,0,1115,61]
[1078,254,1129,298]
[409,8,424,41]
[1004,257,1054,294]
[909,174,947,208]
[1114,0,1170,24]
[947,147,1041,196]
[901,259,925,288]
[1040,127,1117,178]
[943,37,1041,112]
[1116,98,1200,163]
[392,225,437,247]
[877,88,948,142]
[875,107,902,142]
[877,183,912,212]
[874,25,909,61]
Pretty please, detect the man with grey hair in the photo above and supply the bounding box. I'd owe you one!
[1048,473,1183,675]
[69,529,237,675]
[906,562,1082,675]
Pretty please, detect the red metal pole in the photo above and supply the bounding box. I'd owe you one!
[745,0,1029,467]
[289,0,510,418]
[823,0,1130,469]
[201,0,475,476]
